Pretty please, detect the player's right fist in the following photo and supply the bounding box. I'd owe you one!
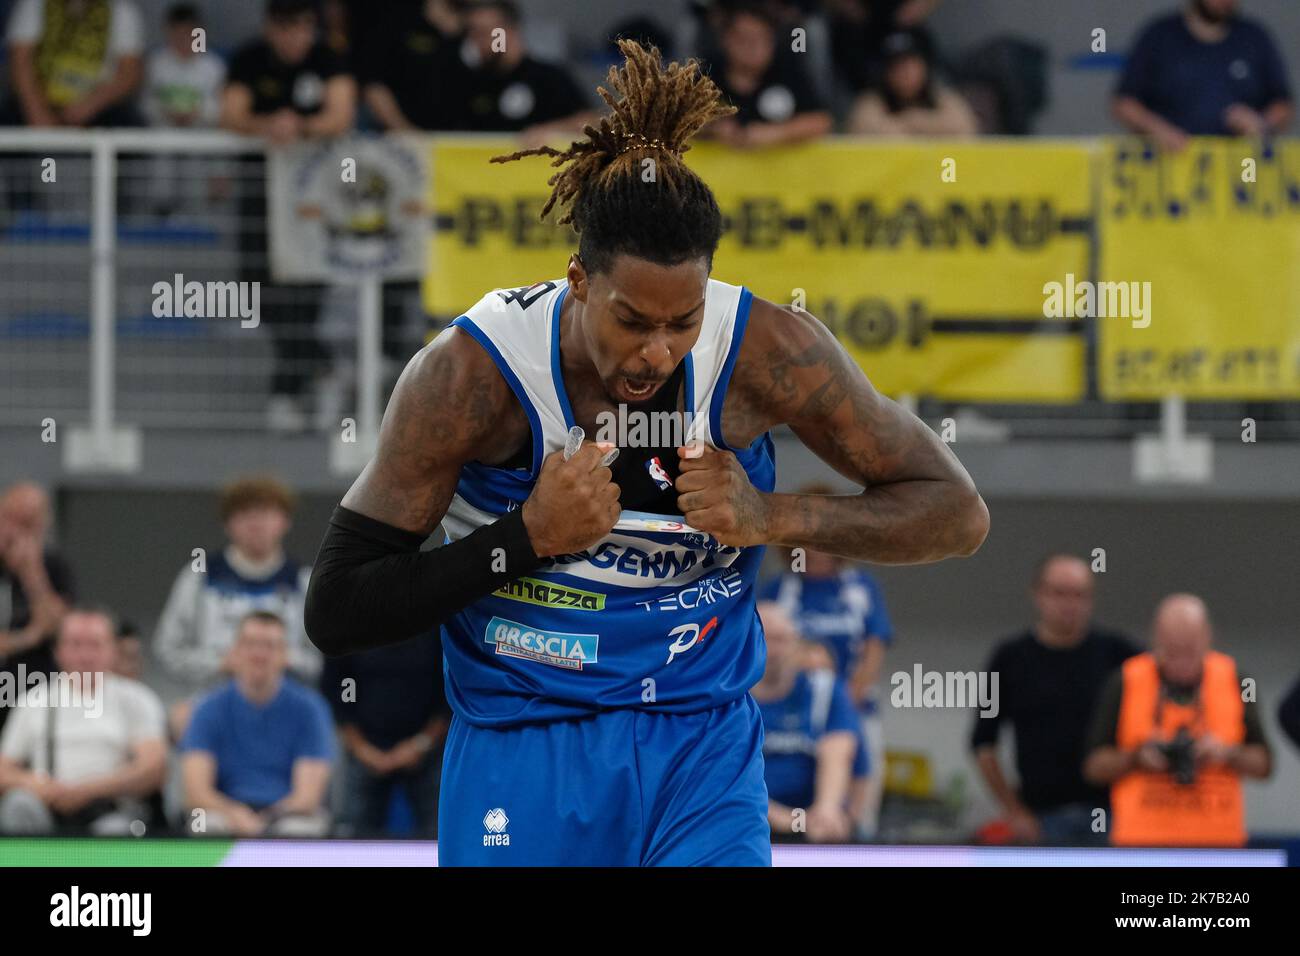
[521,442,620,557]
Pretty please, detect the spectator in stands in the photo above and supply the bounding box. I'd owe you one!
[322,632,449,838]
[759,482,894,838]
[221,0,354,144]
[1113,0,1292,151]
[220,0,356,430]
[753,602,857,843]
[154,476,319,737]
[846,28,978,136]
[1083,594,1272,847]
[3,0,144,127]
[0,607,166,834]
[971,554,1138,846]
[826,0,944,95]
[179,610,334,836]
[0,481,73,733]
[360,0,464,132]
[700,3,832,148]
[441,1,595,148]
[1278,675,1300,751]
[143,4,224,129]
[141,4,227,217]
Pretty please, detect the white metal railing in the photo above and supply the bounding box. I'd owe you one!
[1,129,1297,477]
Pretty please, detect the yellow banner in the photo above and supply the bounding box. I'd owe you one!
[425,138,1094,401]
[1099,138,1300,399]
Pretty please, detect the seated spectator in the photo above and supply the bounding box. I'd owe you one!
[700,3,832,148]
[3,0,144,127]
[445,0,596,147]
[847,29,978,136]
[322,632,449,838]
[220,0,355,143]
[971,554,1138,846]
[752,602,857,843]
[143,3,224,129]
[826,0,944,95]
[0,608,166,835]
[141,3,227,216]
[154,476,319,737]
[1083,594,1272,847]
[361,0,464,131]
[0,481,73,733]
[179,611,334,837]
[1113,0,1292,151]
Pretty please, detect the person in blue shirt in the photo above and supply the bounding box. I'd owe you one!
[1114,0,1292,151]
[759,487,894,838]
[753,602,859,843]
[180,610,336,836]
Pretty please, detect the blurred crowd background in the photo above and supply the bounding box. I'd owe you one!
[1,0,1299,851]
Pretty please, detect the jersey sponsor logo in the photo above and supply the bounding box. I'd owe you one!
[483,807,510,847]
[665,616,718,665]
[484,616,599,670]
[493,576,606,611]
[635,568,745,612]
[545,534,742,589]
[645,456,673,490]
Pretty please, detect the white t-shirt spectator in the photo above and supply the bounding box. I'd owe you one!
[6,0,145,106]
[0,673,165,783]
[143,46,226,127]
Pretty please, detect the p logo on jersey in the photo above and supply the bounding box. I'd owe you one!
[665,616,718,665]
[646,456,673,491]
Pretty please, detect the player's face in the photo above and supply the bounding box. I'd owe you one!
[573,253,709,405]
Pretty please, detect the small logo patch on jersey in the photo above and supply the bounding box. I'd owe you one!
[646,456,673,490]
[664,615,719,665]
[485,616,599,670]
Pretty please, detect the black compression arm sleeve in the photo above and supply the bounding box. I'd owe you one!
[304,504,543,656]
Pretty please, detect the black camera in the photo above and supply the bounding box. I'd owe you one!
[1157,727,1198,786]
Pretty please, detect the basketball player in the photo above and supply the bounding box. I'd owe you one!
[305,40,989,866]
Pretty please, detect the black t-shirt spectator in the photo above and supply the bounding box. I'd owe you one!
[711,56,826,127]
[320,631,448,750]
[445,56,587,132]
[227,39,349,117]
[1116,13,1291,135]
[0,548,74,732]
[970,627,1138,813]
[358,3,463,130]
[0,550,73,633]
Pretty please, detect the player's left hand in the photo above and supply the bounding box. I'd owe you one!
[675,444,770,547]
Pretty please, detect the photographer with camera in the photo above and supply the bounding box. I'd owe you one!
[1083,594,1272,847]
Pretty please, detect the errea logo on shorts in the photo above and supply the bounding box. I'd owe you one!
[483,808,510,846]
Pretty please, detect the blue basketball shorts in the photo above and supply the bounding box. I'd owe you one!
[437,695,771,866]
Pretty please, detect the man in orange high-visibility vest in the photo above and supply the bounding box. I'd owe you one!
[1083,594,1272,847]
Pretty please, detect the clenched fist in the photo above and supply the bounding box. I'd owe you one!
[675,444,771,547]
[522,442,621,557]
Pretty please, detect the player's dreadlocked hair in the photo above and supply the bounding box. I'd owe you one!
[490,38,736,276]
